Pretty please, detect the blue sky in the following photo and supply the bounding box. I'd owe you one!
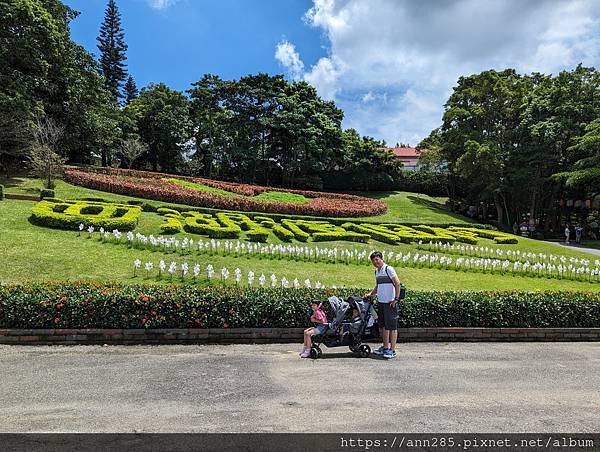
[65,0,325,90]
[65,0,600,146]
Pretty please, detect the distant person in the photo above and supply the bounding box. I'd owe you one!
[512,221,518,235]
[575,224,583,244]
[590,220,599,240]
[565,224,571,245]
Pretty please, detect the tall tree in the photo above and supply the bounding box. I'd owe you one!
[126,83,191,172]
[124,75,138,104]
[97,0,128,101]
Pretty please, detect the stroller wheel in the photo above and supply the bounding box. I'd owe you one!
[359,344,371,358]
[309,347,320,359]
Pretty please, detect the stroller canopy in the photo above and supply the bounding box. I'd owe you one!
[346,295,371,321]
[327,296,349,330]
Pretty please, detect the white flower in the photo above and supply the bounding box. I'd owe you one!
[258,274,266,286]
[145,262,153,272]
[181,262,189,276]
[304,279,311,288]
[193,263,201,277]
[168,261,177,275]
[281,277,289,288]
[315,281,322,289]
[234,268,242,284]
[87,226,94,234]
[247,271,255,285]
[133,259,141,269]
[270,274,277,287]
[207,264,214,279]
[293,278,300,289]
[221,267,229,280]
[99,227,105,234]
[79,223,84,231]
[159,260,166,272]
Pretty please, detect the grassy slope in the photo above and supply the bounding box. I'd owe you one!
[1,197,598,291]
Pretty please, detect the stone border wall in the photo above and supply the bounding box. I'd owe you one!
[1,328,599,345]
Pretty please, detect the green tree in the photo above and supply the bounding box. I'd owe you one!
[97,0,128,102]
[124,75,138,104]
[126,83,191,172]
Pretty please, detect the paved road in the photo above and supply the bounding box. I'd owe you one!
[544,240,600,257]
[1,343,599,433]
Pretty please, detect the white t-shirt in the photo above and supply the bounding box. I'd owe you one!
[375,264,398,303]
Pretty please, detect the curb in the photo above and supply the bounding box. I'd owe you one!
[1,327,599,345]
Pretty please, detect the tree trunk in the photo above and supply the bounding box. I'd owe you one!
[494,194,504,225]
[101,149,107,167]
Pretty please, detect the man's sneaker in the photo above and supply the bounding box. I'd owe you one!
[383,349,397,359]
[373,346,388,356]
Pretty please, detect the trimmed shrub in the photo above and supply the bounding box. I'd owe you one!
[40,189,55,199]
[1,283,598,328]
[160,216,183,234]
[183,212,241,239]
[30,199,142,231]
[449,227,518,244]
[272,225,294,242]
[157,207,181,217]
[281,219,310,242]
[343,223,400,244]
[494,236,519,244]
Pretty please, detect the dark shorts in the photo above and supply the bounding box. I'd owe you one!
[377,302,398,331]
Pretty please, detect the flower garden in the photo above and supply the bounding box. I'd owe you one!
[63,167,387,217]
[1,175,599,330]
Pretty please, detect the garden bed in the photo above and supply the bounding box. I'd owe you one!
[64,167,387,217]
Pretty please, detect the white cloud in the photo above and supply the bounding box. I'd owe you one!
[278,0,600,145]
[361,91,375,103]
[275,40,305,81]
[147,0,181,10]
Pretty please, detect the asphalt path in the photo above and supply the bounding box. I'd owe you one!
[1,343,599,433]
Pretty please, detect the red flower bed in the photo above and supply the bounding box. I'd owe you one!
[64,168,387,217]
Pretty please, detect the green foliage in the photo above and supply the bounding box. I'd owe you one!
[422,65,600,228]
[30,199,141,231]
[1,283,599,328]
[40,189,55,199]
[0,184,3,200]
[160,216,183,234]
[96,0,128,101]
[125,83,192,172]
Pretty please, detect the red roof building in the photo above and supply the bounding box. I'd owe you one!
[386,147,424,170]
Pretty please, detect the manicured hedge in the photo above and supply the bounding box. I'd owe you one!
[160,216,183,234]
[40,189,55,199]
[30,199,142,231]
[0,282,599,328]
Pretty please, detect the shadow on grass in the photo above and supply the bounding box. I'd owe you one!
[406,195,476,224]
[0,176,39,193]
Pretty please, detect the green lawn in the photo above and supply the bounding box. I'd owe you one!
[350,191,476,224]
[1,197,598,291]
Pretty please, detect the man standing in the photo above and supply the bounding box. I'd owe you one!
[366,251,401,359]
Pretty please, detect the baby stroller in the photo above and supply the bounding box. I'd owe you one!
[309,295,375,359]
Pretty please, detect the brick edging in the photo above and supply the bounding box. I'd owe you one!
[1,328,599,345]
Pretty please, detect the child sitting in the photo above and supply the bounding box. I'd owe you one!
[300,300,328,358]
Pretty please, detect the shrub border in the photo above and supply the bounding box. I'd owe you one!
[1,327,599,344]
